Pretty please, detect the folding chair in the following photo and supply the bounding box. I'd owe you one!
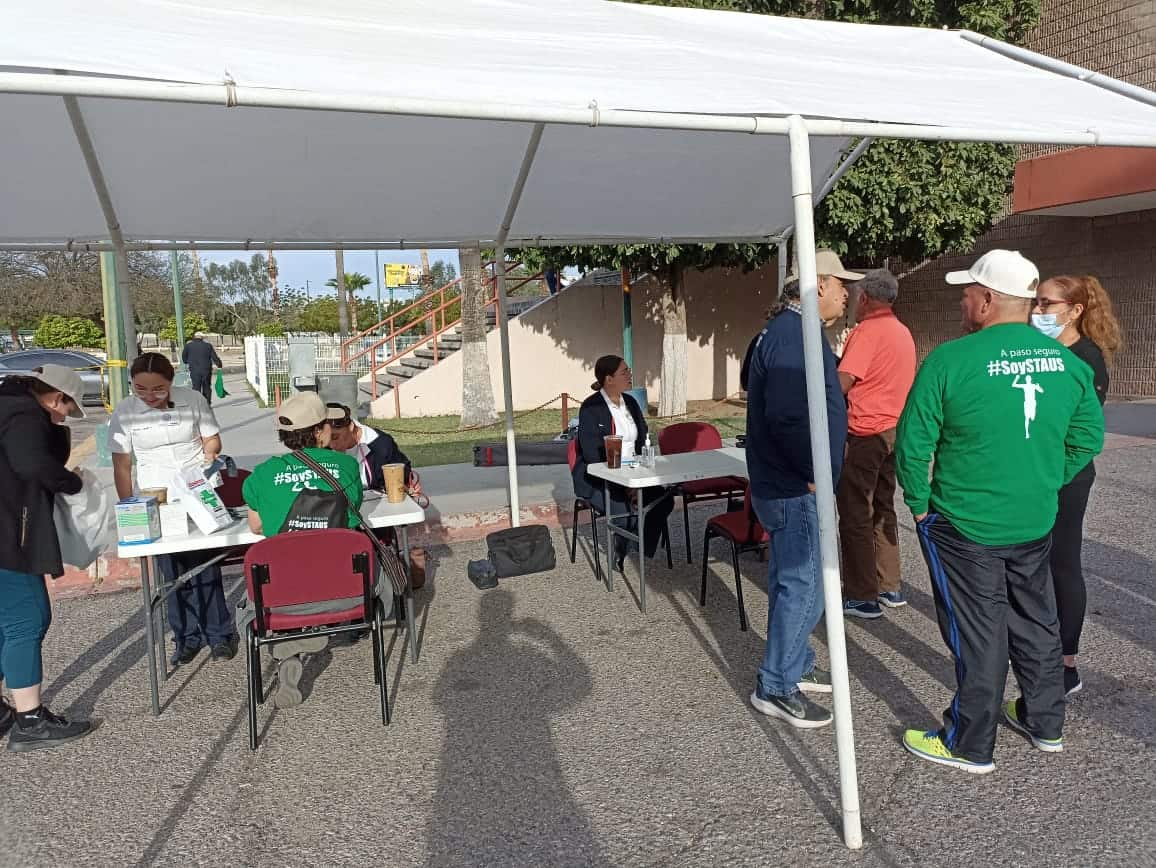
[567,438,604,582]
[699,488,768,632]
[215,466,252,570]
[658,422,747,563]
[243,529,390,750]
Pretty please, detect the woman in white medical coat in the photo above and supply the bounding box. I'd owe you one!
[110,353,238,664]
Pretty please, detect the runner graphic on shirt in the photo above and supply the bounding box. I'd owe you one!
[1012,374,1044,439]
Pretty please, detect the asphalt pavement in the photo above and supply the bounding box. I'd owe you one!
[4,424,1155,866]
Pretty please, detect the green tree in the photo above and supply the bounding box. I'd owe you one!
[528,0,1040,415]
[34,315,104,349]
[159,313,210,343]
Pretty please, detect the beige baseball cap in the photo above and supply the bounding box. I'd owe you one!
[33,364,86,419]
[946,249,1040,299]
[788,249,865,282]
[274,391,345,431]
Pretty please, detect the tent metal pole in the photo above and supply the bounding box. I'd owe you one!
[776,240,788,295]
[0,235,778,253]
[779,137,875,247]
[63,93,135,401]
[7,74,1156,148]
[959,31,1156,108]
[493,122,546,526]
[786,114,862,851]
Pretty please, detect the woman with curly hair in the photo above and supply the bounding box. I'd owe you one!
[1032,274,1123,697]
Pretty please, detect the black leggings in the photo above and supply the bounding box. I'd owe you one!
[1051,464,1095,657]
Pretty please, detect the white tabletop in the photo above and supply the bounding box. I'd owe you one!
[586,446,747,488]
[117,491,426,559]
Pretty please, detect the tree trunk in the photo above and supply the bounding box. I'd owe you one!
[657,265,688,418]
[420,248,432,287]
[267,249,280,316]
[335,249,350,336]
[458,244,498,429]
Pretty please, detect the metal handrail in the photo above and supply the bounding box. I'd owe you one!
[351,263,545,402]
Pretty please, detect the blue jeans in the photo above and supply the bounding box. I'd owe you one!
[752,493,825,698]
[0,569,52,689]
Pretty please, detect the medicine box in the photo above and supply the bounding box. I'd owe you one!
[116,497,161,546]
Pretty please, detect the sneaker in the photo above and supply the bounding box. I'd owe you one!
[878,590,908,608]
[1064,666,1083,698]
[1002,699,1063,753]
[210,636,239,662]
[902,729,994,774]
[750,690,832,729]
[0,699,14,739]
[7,706,95,753]
[271,635,329,661]
[273,656,305,709]
[170,645,202,667]
[798,667,833,694]
[843,600,883,620]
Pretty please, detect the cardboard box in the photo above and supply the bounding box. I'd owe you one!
[159,502,191,538]
[170,466,232,535]
[116,497,161,546]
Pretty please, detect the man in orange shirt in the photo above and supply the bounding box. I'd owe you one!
[836,269,917,618]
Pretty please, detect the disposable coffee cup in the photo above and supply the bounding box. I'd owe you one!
[604,435,623,470]
[383,463,407,504]
[140,487,168,505]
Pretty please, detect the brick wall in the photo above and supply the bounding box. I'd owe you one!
[896,0,1156,397]
[895,209,1156,397]
[1025,0,1156,158]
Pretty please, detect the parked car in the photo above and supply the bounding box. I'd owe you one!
[0,349,106,405]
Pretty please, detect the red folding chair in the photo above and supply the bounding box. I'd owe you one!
[215,467,252,508]
[566,438,604,582]
[658,422,748,564]
[243,529,389,750]
[699,488,768,632]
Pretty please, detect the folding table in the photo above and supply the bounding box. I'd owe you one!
[586,446,748,612]
[117,494,426,716]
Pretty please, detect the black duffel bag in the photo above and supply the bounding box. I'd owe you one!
[486,524,556,578]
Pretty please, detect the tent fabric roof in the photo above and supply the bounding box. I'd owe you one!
[3,0,1156,246]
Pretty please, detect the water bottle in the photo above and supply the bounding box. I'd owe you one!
[641,434,654,468]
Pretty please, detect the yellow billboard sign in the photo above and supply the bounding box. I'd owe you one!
[385,263,421,288]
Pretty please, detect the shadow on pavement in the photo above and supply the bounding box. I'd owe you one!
[425,588,611,867]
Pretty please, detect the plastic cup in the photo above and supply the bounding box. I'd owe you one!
[604,435,623,470]
[383,463,407,503]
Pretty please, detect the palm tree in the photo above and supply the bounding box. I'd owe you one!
[326,270,372,333]
[458,245,498,428]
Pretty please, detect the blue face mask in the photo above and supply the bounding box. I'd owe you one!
[1031,313,1064,339]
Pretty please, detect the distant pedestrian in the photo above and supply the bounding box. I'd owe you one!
[836,269,917,619]
[745,260,852,730]
[895,250,1104,774]
[1031,274,1122,697]
[182,331,222,405]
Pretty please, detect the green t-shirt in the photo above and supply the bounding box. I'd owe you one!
[243,448,365,535]
[896,323,1104,546]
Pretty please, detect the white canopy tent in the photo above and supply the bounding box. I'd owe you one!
[4,0,1156,849]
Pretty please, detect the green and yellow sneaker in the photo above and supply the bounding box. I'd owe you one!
[902,729,995,774]
[1003,700,1063,753]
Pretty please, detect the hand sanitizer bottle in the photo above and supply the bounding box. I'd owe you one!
[641,434,654,468]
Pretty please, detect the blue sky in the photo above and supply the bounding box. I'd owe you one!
[197,248,460,299]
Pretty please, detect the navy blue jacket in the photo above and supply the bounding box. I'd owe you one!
[745,309,846,500]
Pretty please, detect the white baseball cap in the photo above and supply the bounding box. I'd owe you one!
[275,391,345,431]
[33,364,86,418]
[945,249,1040,299]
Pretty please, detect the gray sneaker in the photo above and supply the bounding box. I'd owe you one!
[273,656,305,709]
[798,667,833,694]
[750,690,832,729]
